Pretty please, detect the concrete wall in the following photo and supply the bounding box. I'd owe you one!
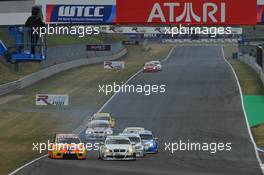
[41,42,124,68]
[0,47,127,96]
[238,44,264,85]
[238,54,264,85]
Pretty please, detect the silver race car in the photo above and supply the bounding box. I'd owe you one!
[119,133,145,158]
[99,136,136,160]
[85,120,113,140]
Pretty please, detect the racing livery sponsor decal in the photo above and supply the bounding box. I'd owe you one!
[36,94,69,106]
[46,4,116,23]
[116,0,257,25]
[104,61,125,69]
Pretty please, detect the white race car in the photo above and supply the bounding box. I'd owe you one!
[85,120,113,140]
[119,133,145,158]
[149,61,162,71]
[123,127,145,134]
[99,136,136,160]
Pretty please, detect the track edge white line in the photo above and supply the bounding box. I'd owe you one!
[221,46,264,174]
[8,47,175,175]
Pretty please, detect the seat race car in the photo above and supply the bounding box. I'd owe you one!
[90,113,116,128]
[48,134,86,160]
[123,127,145,134]
[143,63,159,73]
[138,130,158,154]
[119,133,145,158]
[99,136,136,160]
[85,120,113,140]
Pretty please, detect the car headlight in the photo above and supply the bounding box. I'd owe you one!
[105,148,112,153]
[105,130,113,135]
[86,130,93,134]
[128,147,134,153]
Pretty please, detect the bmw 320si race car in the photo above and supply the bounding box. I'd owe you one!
[99,136,136,160]
[138,131,158,154]
[48,134,86,160]
[85,120,113,140]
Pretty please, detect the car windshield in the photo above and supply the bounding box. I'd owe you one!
[106,139,130,144]
[95,116,109,120]
[56,138,80,144]
[128,137,140,143]
[146,64,154,67]
[91,123,109,128]
[140,134,153,140]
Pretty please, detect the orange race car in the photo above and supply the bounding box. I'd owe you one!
[48,134,86,160]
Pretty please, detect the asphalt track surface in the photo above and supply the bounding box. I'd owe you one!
[13,46,262,175]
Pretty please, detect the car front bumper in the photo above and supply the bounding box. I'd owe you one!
[49,151,86,160]
[102,152,136,160]
[144,145,158,153]
[86,134,109,140]
[135,150,145,157]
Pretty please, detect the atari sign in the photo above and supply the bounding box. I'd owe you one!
[116,0,257,25]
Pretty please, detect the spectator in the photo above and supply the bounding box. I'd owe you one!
[25,6,45,54]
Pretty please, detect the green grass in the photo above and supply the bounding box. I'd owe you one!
[0,44,172,175]
[0,110,85,175]
[228,59,264,95]
[0,62,40,84]
[225,46,264,147]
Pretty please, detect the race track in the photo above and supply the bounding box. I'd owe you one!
[13,46,262,175]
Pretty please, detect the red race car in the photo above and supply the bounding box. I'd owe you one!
[143,63,159,73]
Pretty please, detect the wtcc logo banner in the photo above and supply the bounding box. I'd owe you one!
[36,94,69,106]
[116,0,257,25]
[46,4,116,23]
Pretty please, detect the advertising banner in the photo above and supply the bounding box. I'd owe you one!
[46,4,116,23]
[86,44,111,51]
[257,5,264,23]
[104,61,125,69]
[36,94,69,106]
[116,0,257,25]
